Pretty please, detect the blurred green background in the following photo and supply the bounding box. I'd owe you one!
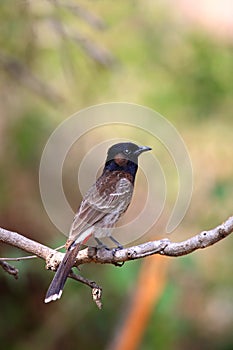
[0,1,233,349]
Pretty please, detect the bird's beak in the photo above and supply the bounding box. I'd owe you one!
[134,146,152,155]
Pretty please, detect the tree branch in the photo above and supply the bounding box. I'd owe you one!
[0,216,232,306]
[0,52,63,104]
[1,216,233,266]
[0,260,18,279]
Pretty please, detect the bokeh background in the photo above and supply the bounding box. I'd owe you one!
[0,1,233,349]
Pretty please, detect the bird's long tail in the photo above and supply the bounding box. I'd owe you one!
[44,242,81,303]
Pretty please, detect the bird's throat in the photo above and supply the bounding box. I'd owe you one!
[103,159,138,182]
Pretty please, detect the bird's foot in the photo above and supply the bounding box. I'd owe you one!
[95,238,110,251]
[109,235,123,250]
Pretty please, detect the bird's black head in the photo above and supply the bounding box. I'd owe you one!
[104,142,151,179]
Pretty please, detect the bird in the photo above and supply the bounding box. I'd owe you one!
[44,142,151,303]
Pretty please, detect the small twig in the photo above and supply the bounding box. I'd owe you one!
[69,270,102,309]
[50,19,115,67]
[0,261,19,279]
[0,51,63,104]
[0,255,37,261]
[55,244,66,251]
[0,244,65,262]
[71,30,115,67]
[54,0,106,30]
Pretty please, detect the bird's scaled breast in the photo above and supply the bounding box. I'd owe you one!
[94,171,134,212]
[97,170,134,194]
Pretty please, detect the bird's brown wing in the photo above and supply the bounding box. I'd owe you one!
[68,172,133,243]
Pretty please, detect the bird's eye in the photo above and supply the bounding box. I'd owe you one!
[123,149,131,155]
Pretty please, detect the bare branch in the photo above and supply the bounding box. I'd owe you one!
[69,271,102,309]
[0,226,55,260]
[0,244,65,261]
[0,216,232,306]
[1,216,232,268]
[71,30,115,67]
[0,52,63,104]
[54,0,106,30]
[0,261,19,279]
[50,18,115,67]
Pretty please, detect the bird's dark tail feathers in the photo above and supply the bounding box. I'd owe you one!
[44,243,81,303]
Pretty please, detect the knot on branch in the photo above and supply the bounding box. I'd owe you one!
[218,227,227,238]
[197,231,208,247]
[45,251,64,271]
[127,248,139,259]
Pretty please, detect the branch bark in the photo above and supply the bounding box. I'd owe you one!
[0,216,232,306]
[1,216,232,265]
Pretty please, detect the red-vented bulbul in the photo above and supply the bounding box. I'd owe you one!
[44,142,151,303]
